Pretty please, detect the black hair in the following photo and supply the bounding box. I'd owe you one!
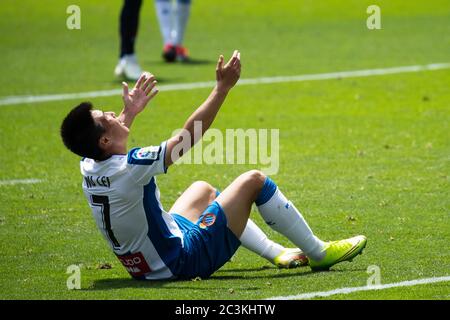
[60,102,107,160]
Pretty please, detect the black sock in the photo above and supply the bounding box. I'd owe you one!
[119,0,143,58]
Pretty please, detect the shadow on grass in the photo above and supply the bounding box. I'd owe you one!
[88,259,368,291]
[90,278,263,291]
[216,267,277,273]
[146,58,215,66]
[88,278,174,291]
[208,271,315,280]
[89,267,320,291]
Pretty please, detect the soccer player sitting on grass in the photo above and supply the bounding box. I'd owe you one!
[60,50,367,280]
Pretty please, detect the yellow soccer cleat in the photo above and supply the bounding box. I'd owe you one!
[273,248,309,269]
[309,235,367,271]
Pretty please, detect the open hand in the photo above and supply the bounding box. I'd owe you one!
[216,50,241,92]
[122,72,159,116]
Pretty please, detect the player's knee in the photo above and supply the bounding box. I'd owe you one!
[190,180,216,200]
[242,170,266,189]
[190,180,213,191]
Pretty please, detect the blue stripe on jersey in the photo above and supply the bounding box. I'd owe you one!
[142,178,182,275]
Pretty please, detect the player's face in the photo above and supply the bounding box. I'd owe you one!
[91,110,129,140]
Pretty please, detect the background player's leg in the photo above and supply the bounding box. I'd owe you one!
[155,0,173,46]
[155,0,177,62]
[172,0,191,61]
[173,0,190,46]
[120,0,143,58]
[115,0,143,80]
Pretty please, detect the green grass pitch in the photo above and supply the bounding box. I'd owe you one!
[0,0,449,300]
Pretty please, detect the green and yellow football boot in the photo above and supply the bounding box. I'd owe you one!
[309,235,367,271]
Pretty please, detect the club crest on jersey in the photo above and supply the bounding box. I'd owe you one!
[199,213,216,229]
[134,146,160,160]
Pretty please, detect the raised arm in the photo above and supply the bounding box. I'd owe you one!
[118,72,159,128]
[164,50,241,168]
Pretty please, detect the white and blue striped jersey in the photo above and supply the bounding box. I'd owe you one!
[80,141,183,280]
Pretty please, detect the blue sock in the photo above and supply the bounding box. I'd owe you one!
[255,177,277,206]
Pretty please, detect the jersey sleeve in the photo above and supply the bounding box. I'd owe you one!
[126,141,168,185]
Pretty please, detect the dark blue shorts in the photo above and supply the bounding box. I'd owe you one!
[172,201,241,279]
